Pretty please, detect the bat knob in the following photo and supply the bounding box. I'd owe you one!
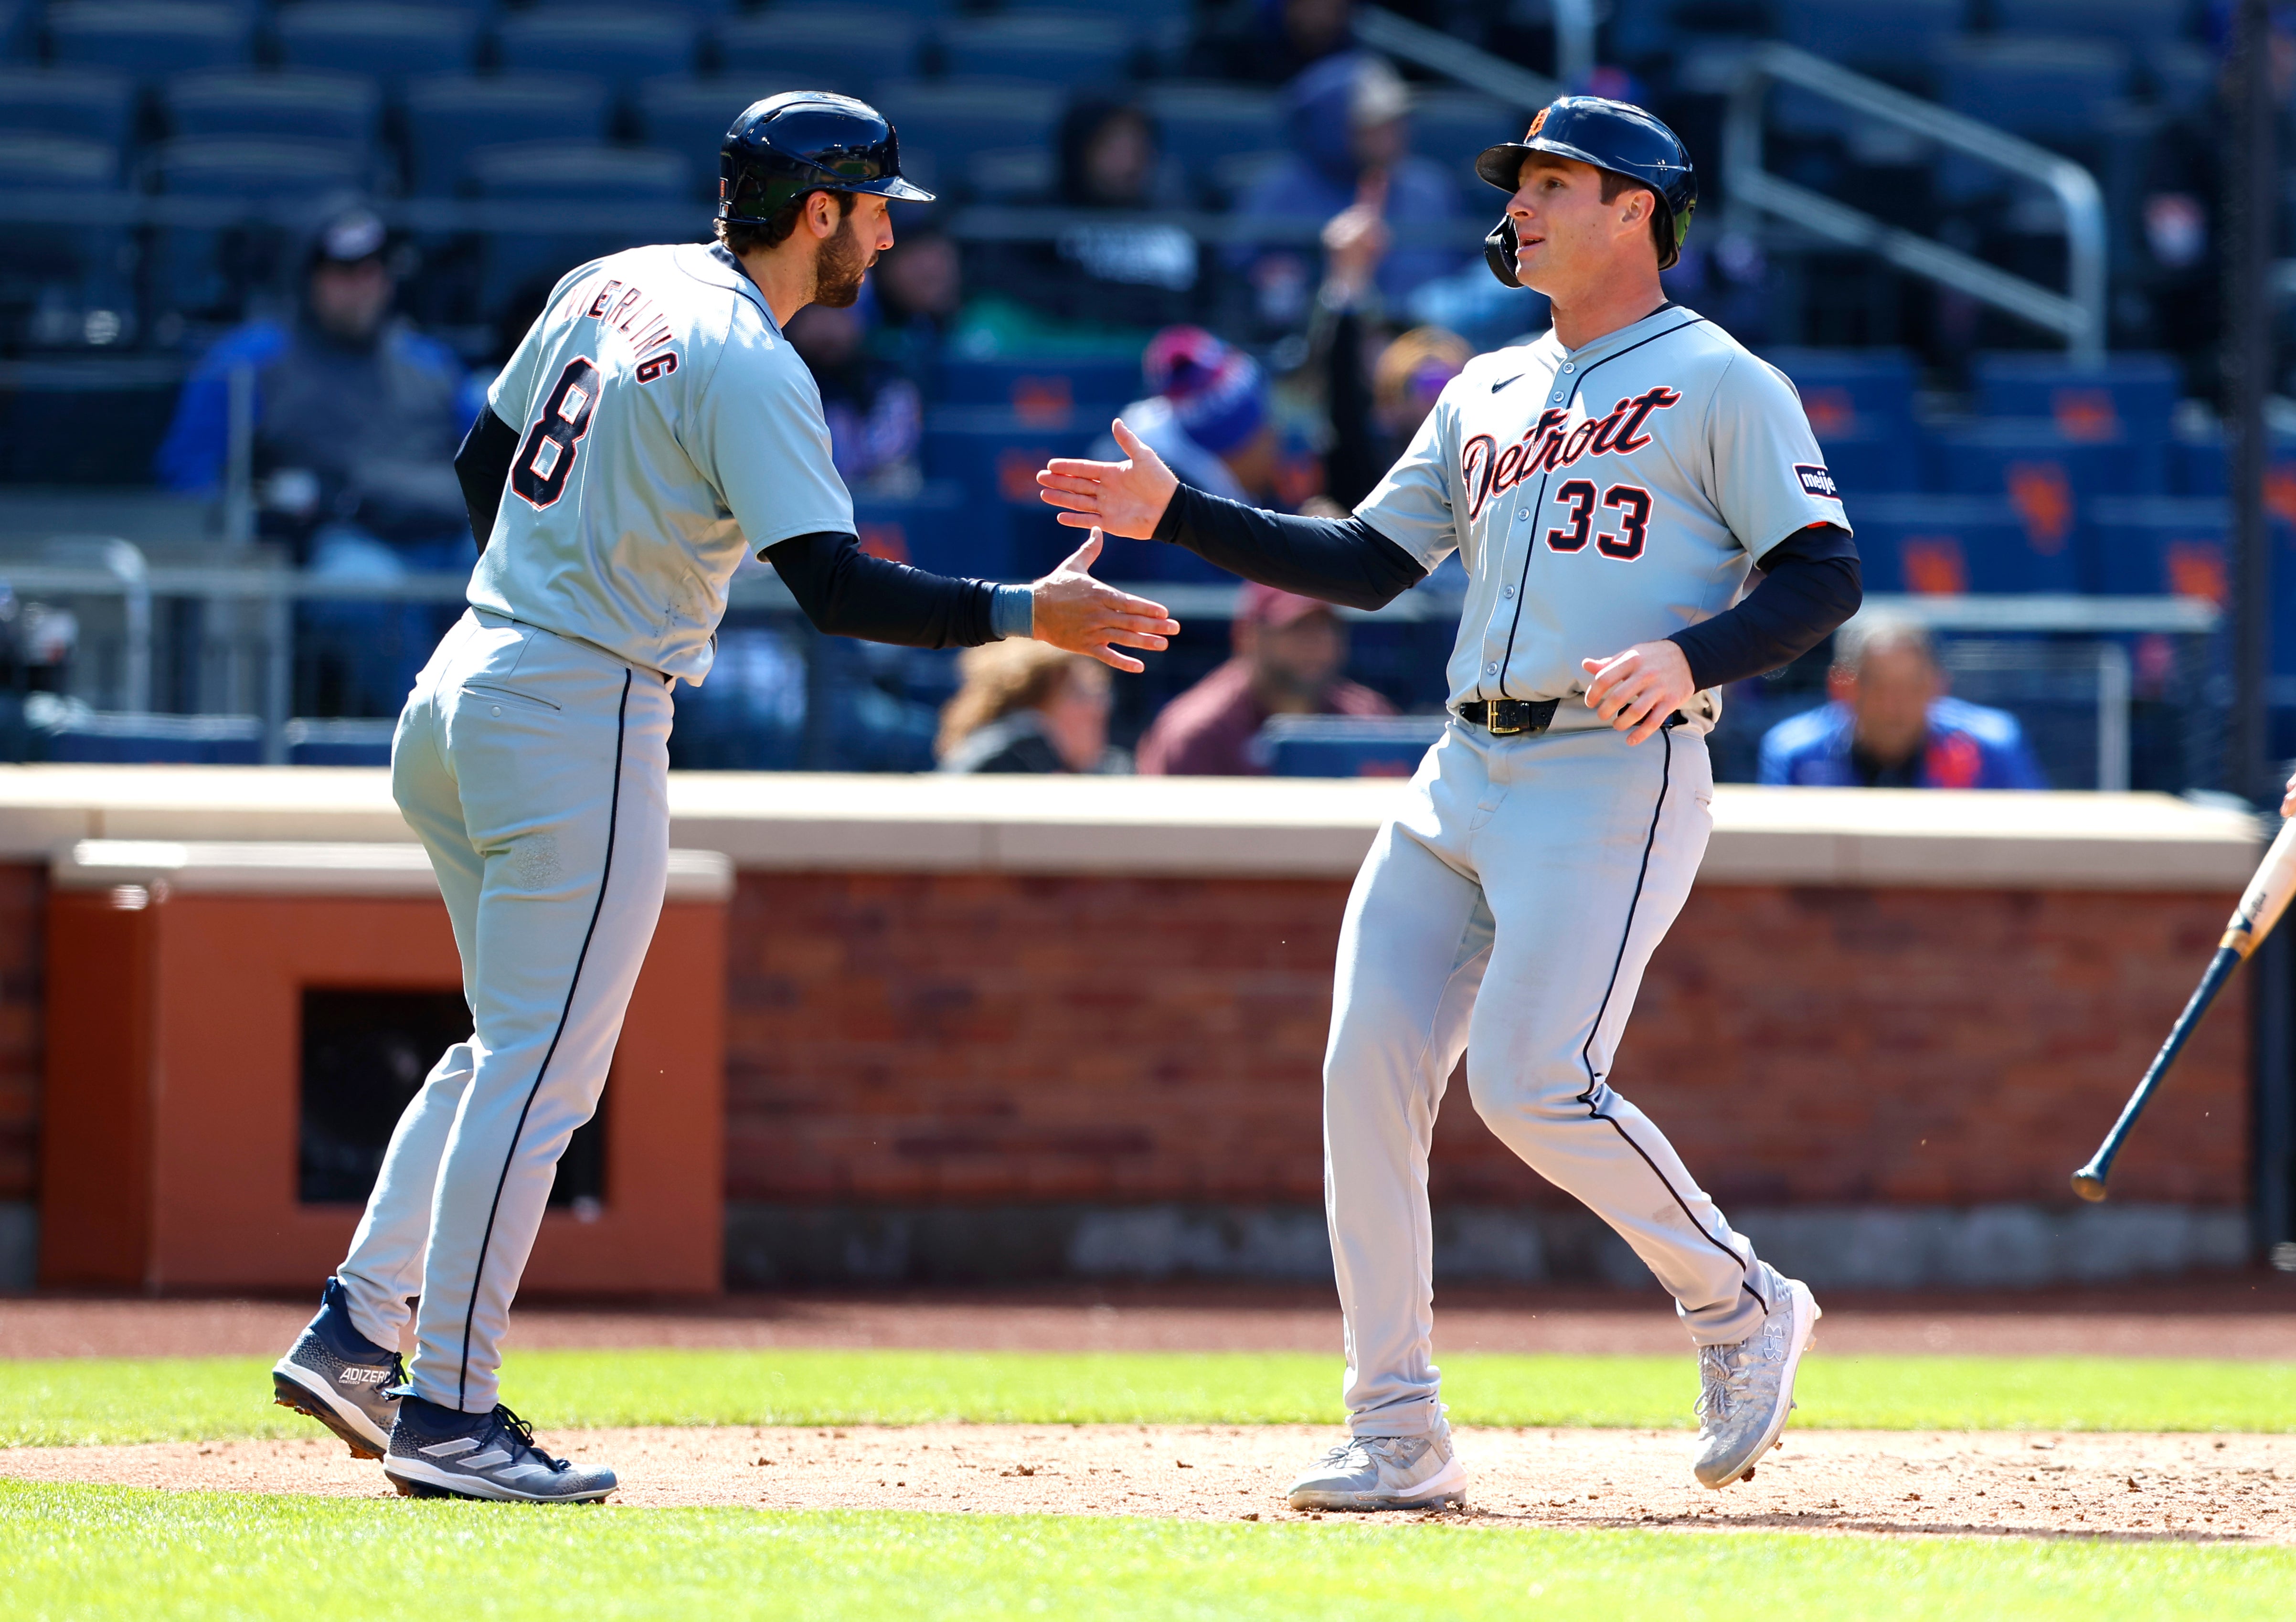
[2071,1167,2109,1203]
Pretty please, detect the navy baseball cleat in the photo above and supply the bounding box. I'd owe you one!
[271,1276,405,1459]
[383,1395,617,1504]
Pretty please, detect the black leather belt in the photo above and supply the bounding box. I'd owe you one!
[1456,698,1559,736]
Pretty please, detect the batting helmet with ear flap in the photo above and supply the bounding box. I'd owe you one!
[1475,95,1697,282]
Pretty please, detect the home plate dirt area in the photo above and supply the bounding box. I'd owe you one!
[6,1425,2295,1542]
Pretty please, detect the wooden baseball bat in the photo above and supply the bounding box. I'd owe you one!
[2073,814,2296,1201]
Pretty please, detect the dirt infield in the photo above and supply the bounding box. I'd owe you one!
[8,1277,2296,1360]
[4,1424,2292,1542]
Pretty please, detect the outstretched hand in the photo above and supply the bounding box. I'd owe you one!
[1028,528,1180,674]
[1035,420,1180,539]
[1581,640,1694,745]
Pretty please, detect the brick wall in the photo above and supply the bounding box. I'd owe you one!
[725,874,2250,1213]
[0,864,44,1204]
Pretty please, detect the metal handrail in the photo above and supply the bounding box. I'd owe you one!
[1725,43,2107,361]
[1355,6,1559,109]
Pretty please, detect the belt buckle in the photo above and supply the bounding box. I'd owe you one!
[1487,700,1529,736]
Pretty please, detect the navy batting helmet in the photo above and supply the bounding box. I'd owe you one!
[719,92,935,227]
[1473,96,1696,283]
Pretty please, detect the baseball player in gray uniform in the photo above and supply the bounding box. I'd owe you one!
[268,94,1178,1503]
[1039,97,1862,1507]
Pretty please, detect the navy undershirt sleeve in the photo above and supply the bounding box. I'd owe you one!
[1667,524,1862,690]
[1150,482,1428,610]
[763,531,1001,648]
[453,407,519,554]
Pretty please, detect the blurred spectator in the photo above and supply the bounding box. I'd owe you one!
[1188,0,1357,86]
[961,95,1199,351]
[865,223,961,388]
[1758,618,2045,789]
[938,639,1127,774]
[1233,53,1464,327]
[1104,326,1282,504]
[154,206,474,714]
[787,300,923,496]
[1137,580,1392,775]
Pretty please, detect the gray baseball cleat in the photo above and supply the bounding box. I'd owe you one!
[1693,1277,1820,1489]
[383,1396,617,1504]
[1287,1426,1468,1511]
[271,1275,404,1459]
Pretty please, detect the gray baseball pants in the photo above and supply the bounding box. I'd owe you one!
[1326,717,1787,1439]
[334,609,673,1411]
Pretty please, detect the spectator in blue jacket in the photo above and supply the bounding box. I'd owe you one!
[1758,617,2047,790]
[155,206,476,715]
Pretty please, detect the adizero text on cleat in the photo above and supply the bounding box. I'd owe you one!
[383,1397,617,1504]
[270,1275,404,1459]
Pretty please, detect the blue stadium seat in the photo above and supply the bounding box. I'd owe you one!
[853,480,1012,581]
[1989,0,2194,53]
[1140,82,1280,187]
[1937,37,2130,148]
[1776,0,1966,73]
[164,70,382,146]
[37,710,263,765]
[635,77,794,172]
[495,7,701,96]
[2086,497,2229,601]
[1409,91,1517,178]
[0,132,124,312]
[47,2,253,80]
[935,15,1135,85]
[1970,352,2180,442]
[712,11,921,93]
[1263,714,1447,779]
[1762,348,1918,437]
[0,65,131,142]
[468,141,688,313]
[403,74,608,194]
[870,80,1061,199]
[1808,431,1922,498]
[1848,495,2063,594]
[0,128,116,187]
[1927,419,2162,579]
[923,405,1103,578]
[275,4,480,89]
[931,357,1139,418]
[150,136,372,313]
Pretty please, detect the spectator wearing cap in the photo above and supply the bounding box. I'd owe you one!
[1137,580,1393,776]
[155,206,475,715]
[1231,52,1464,328]
[1102,326,1279,509]
[1758,617,2045,790]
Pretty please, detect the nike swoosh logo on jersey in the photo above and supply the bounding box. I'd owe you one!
[1491,374,1525,392]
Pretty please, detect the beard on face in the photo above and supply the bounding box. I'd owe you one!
[811,210,872,309]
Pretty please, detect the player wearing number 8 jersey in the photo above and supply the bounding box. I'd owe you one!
[1038,97,1861,1505]
[266,94,1177,1503]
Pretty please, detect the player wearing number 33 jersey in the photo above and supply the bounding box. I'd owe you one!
[1037,96,1862,1509]
[267,94,1178,1503]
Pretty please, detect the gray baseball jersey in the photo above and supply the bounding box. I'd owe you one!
[1354,304,1849,722]
[472,241,853,684]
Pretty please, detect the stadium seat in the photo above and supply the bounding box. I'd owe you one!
[1408,90,1517,178]
[1776,0,1965,75]
[852,480,1012,582]
[468,141,688,313]
[149,136,371,315]
[870,80,1061,199]
[0,131,125,316]
[712,11,923,90]
[1762,348,1918,438]
[935,15,1135,85]
[1970,352,2180,442]
[923,405,1103,578]
[495,7,701,96]
[1937,37,2131,148]
[1263,714,1447,779]
[0,128,116,187]
[0,65,131,143]
[163,70,383,147]
[46,1,253,80]
[2086,497,2229,601]
[931,357,1139,419]
[1141,82,1280,188]
[1928,420,2161,577]
[1989,0,2194,53]
[1848,495,2064,594]
[275,4,481,89]
[403,74,609,195]
[636,77,796,175]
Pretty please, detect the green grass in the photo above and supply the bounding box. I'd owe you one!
[5,1349,2294,1448]
[3,1481,2290,1622]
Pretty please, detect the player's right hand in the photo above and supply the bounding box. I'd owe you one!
[1029,528,1181,674]
[1035,420,1180,539]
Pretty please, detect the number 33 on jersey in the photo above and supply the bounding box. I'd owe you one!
[1352,307,1850,716]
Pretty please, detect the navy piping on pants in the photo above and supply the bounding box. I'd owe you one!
[452,667,634,1409]
[1573,725,1769,1315]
